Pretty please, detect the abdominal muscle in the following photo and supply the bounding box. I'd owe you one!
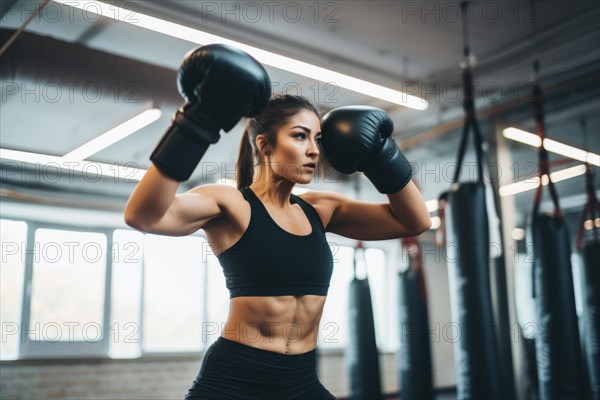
[203,193,329,355]
[223,294,327,354]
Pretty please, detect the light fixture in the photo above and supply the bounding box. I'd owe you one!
[584,218,600,230]
[499,164,587,197]
[502,127,600,167]
[62,109,162,161]
[423,164,588,211]
[0,148,146,181]
[51,0,428,110]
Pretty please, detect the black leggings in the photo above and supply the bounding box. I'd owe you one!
[184,336,336,400]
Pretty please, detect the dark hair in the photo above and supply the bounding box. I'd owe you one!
[236,94,322,189]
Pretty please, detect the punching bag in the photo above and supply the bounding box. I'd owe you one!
[446,182,502,400]
[527,214,583,399]
[577,163,600,400]
[581,238,600,400]
[525,49,584,397]
[348,244,383,400]
[444,7,503,395]
[397,238,434,400]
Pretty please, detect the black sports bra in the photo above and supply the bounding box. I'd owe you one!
[216,187,334,298]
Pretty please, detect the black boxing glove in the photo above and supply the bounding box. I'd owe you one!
[150,44,271,181]
[320,106,412,194]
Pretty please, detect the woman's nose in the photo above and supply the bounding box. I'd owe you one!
[307,139,320,156]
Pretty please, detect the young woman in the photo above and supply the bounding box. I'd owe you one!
[125,44,430,400]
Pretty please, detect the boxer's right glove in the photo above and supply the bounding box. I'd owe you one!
[150,44,271,181]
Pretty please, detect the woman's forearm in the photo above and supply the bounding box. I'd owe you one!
[124,164,180,226]
[387,180,431,234]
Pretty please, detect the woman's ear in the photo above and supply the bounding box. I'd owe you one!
[255,134,264,152]
[255,134,271,156]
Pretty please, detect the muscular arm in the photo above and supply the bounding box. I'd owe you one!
[302,184,431,241]
[124,164,229,236]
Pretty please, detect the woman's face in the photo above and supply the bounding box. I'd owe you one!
[260,109,321,185]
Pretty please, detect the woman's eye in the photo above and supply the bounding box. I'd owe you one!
[294,133,306,140]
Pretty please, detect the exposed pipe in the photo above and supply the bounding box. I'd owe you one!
[0,0,50,56]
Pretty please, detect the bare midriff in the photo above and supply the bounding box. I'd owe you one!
[221,294,327,355]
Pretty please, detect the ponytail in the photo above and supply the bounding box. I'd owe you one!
[236,125,255,190]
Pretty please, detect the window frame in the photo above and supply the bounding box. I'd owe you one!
[17,220,114,359]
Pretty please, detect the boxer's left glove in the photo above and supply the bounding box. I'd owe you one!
[320,106,412,194]
[150,44,271,181]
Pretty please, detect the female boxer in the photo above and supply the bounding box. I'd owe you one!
[124,44,430,400]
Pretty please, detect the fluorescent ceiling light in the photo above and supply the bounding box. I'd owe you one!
[503,127,600,167]
[52,0,427,110]
[499,164,587,197]
[584,218,600,230]
[62,109,162,161]
[425,164,587,211]
[502,127,541,147]
[0,148,146,181]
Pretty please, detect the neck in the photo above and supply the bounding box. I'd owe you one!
[249,177,294,209]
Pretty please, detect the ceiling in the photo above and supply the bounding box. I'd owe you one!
[1,0,599,232]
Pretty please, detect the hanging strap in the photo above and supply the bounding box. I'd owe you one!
[353,240,364,279]
[436,191,449,248]
[452,2,485,185]
[530,58,563,218]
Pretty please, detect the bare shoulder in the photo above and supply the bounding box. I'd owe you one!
[186,183,248,232]
[297,190,344,229]
[187,183,244,208]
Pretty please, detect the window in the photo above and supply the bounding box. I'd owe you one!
[110,229,143,358]
[204,254,229,347]
[319,246,388,350]
[29,228,107,342]
[18,225,110,358]
[142,234,205,352]
[320,246,354,348]
[0,220,27,360]
[365,248,387,350]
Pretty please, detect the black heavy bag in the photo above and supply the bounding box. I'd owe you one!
[577,163,600,400]
[581,238,600,400]
[445,182,502,400]
[348,276,383,400]
[397,245,434,400]
[527,214,583,399]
